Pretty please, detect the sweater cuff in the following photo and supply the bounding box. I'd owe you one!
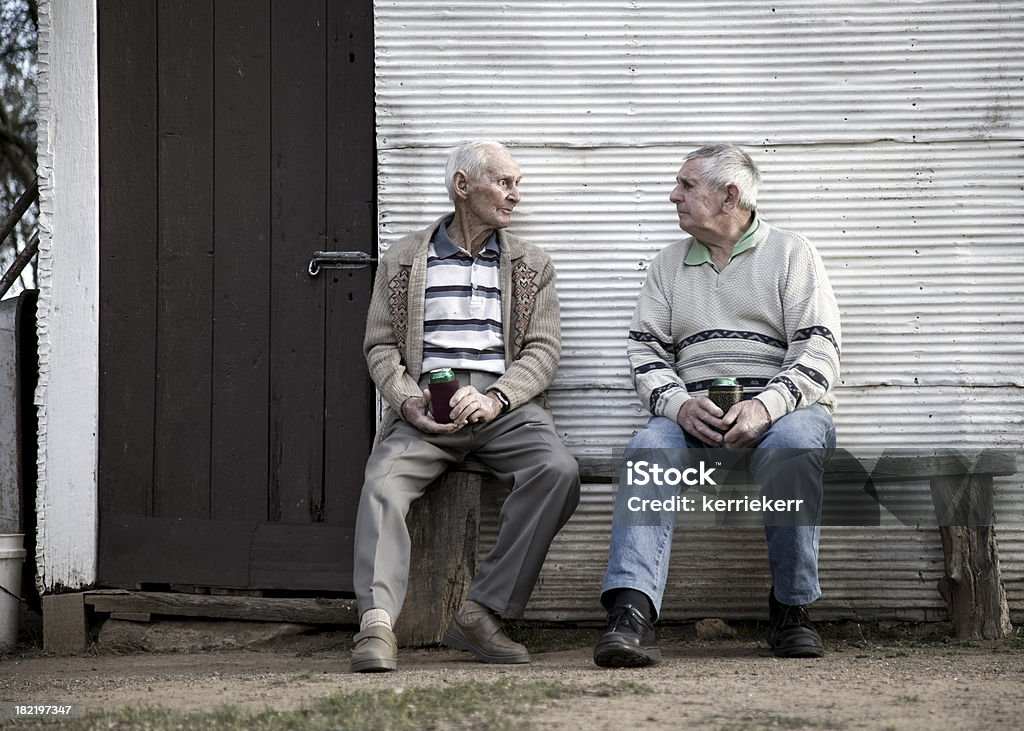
[658,388,691,422]
[392,390,425,421]
[754,389,789,424]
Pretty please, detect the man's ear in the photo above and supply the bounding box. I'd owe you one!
[452,170,471,200]
[721,184,740,213]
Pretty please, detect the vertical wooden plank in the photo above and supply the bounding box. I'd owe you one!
[154,0,215,518]
[97,0,157,520]
[269,0,327,523]
[324,0,375,586]
[211,0,272,521]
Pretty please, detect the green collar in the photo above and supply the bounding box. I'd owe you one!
[684,214,760,269]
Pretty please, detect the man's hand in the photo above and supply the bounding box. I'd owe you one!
[448,385,502,426]
[721,399,771,448]
[401,391,462,435]
[676,398,728,446]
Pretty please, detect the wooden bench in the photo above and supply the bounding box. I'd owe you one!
[402,449,1018,644]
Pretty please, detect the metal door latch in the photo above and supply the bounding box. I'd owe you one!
[308,251,377,276]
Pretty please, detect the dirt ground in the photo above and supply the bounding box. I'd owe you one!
[2,615,1024,730]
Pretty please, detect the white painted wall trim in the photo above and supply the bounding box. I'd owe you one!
[34,0,99,593]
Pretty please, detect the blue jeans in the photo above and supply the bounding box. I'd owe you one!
[601,405,836,618]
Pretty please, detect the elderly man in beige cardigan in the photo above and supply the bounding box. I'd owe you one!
[350,141,580,673]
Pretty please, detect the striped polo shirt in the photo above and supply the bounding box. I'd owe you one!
[420,217,506,376]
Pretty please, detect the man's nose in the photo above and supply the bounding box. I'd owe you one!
[669,187,682,203]
[507,185,521,203]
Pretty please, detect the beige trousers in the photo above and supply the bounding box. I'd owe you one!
[352,372,580,620]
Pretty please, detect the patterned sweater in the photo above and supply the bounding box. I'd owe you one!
[628,218,841,424]
[364,214,562,422]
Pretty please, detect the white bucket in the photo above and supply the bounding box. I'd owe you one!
[0,533,26,650]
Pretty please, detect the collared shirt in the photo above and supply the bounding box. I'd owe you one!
[684,214,760,271]
[421,216,506,376]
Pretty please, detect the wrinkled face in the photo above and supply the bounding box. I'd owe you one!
[668,158,726,235]
[460,149,522,231]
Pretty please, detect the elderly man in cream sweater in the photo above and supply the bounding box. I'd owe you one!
[350,141,579,673]
[595,144,841,666]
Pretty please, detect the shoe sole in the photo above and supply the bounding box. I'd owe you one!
[442,630,530,664]
[350,658,397,673]
[771,644,824,659]
[768,636,825,659]
[593,640,662,668]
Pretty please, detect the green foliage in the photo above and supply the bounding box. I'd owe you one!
[0,0,37,294]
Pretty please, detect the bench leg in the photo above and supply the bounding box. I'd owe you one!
[937,524,1013,640]
[397,471,481,647]
[932,473,1013,639]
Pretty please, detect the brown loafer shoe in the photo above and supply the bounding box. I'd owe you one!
[442,601,530,664]
[350,625,398,672]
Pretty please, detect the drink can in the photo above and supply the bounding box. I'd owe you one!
[428,368,460,423]
[708,377,743,413]
[429,367,455,385]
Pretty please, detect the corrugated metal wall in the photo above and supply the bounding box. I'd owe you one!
[375,1,1024,622]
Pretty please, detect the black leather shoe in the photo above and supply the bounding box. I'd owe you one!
[767,590,824,658]
[593,604,662,667]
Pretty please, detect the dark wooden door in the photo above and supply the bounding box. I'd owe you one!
[96,0,375,593]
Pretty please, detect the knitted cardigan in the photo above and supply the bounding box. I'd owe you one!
[628,218,841,424]
[364,214,562,423]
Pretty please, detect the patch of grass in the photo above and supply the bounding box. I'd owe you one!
[285,671,315,684]
[12,678,652,731]
[718,714,846,730]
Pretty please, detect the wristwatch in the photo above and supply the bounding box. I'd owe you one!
[488,388,511,414]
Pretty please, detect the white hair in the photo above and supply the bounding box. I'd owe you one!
[685,144,761,211]
[445,141,510,201]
